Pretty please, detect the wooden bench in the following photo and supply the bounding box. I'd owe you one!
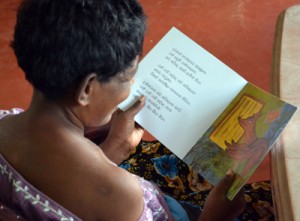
[271,5,300,221]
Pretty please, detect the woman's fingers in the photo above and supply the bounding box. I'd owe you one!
[125,95,146,118]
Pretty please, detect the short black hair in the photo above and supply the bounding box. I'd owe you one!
[11,0,146,99]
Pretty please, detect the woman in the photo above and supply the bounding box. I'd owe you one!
[0,0,245,220]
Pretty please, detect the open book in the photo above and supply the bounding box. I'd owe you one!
[119,27,297,200]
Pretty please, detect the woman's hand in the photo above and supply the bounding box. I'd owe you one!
[100,96,146,164]
[198,170,246,221]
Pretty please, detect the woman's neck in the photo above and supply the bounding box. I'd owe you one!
[25,89,85,135]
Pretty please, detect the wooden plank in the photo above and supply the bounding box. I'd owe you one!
[271,5,300,221]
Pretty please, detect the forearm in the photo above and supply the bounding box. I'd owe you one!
[99,138,133,165]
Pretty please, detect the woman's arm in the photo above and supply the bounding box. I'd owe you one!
[99,96,145,164]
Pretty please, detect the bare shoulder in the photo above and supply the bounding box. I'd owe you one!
[100,164,145,221]
[0,115,145,221]
[0,113,25,153]
[73,150,145,221]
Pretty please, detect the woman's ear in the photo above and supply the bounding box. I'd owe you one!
[75,73,98,106]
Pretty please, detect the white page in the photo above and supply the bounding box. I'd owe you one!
[119,27,247,159]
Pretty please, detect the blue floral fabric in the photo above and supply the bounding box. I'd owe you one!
[120,140,275,221]
[152,154,178,178]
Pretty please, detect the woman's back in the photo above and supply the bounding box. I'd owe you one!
[0,109,146,221]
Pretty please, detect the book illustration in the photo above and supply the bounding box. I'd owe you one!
[183,83,297,200]
[224,111,269,179]
[210,94,269,181]
[210,94,265,151]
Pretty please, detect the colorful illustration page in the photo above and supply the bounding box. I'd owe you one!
[183,83,297,200]
[118,27,247,159]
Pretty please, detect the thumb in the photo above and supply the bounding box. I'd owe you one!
[215,169,235,193]
[125,95,146,118]
[109,109,123,122]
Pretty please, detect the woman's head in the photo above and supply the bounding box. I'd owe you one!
[12,0,146,100]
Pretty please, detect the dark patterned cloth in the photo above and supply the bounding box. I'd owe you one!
[120,140,275,221]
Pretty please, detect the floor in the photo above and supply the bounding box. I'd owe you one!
[0,0,299,183]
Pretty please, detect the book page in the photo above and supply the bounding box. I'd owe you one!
[119,27,247,159]
[183,83,297,199]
